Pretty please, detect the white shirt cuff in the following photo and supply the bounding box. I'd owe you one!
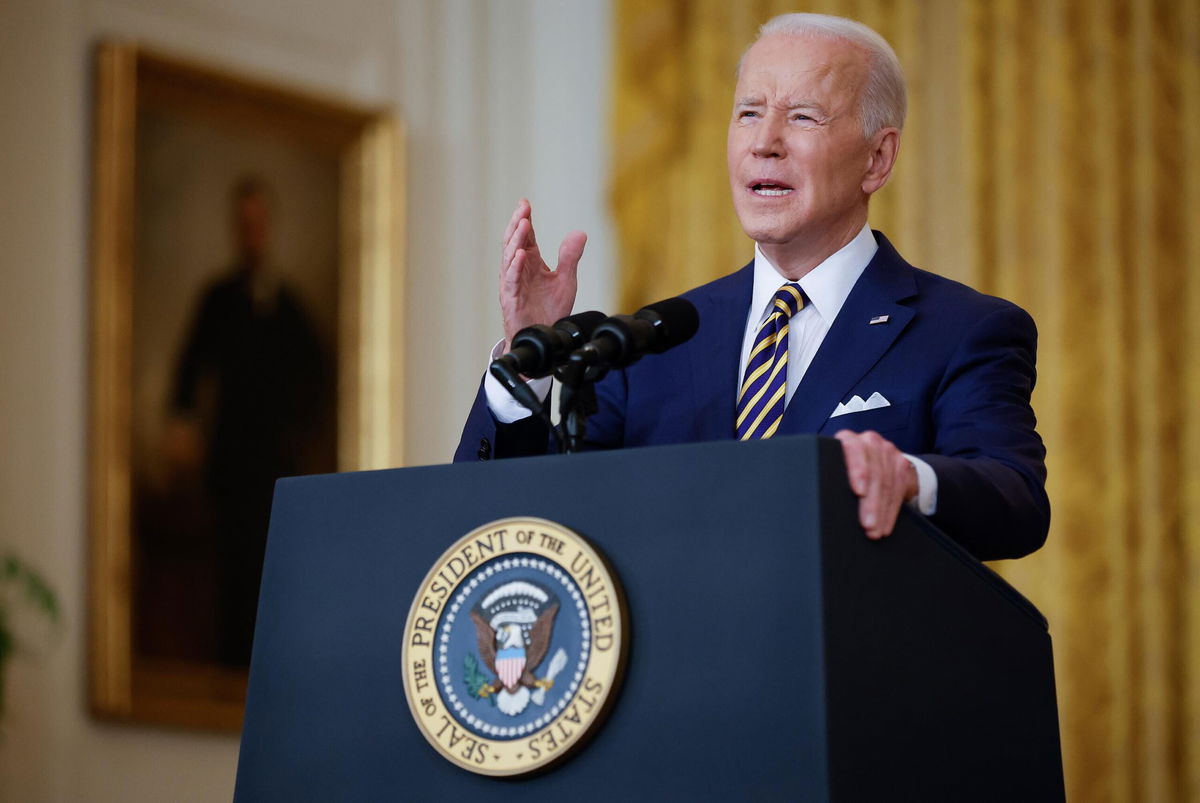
[483,339,553,423]
[902,454,938,516]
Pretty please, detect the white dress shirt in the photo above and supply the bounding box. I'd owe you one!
[483,223,937,514]
[741,225,875,404]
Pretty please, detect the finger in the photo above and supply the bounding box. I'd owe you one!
[860,435,886,537]
[859,496,880,539]
[524,202,538,247]
[500,249,529,346]
[556,231,588,276]
[501,248,528,293]
[837,430,885,538]
[870,494,901,538]
[501,219,532,275]
[834,430,869,496]
[866,436,909,539]
[502,198,530,248]
[500,205,532,275]
[882,452,917,536]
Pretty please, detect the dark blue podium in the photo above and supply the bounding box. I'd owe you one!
[235,436,1064,801]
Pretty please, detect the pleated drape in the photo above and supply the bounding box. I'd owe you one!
[610,2,1199,800]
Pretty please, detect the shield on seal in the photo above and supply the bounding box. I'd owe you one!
[495,646,526,690]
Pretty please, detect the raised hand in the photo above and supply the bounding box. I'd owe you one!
[499,199,587,350]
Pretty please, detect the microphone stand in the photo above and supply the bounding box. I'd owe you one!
[555,351,603,454]
[497,298,698,454]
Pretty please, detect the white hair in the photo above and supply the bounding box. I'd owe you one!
[739,13,907,137]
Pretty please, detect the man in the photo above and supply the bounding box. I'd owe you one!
[166,176,330,664]
[455,14,1048,561]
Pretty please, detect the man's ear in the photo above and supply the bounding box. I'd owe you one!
[862,127,901,195]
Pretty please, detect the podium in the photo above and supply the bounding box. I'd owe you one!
[235,436,1064,801]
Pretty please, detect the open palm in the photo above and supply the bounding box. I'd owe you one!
[499,199,587,349]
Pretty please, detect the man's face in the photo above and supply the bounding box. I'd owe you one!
[727,34,877,259]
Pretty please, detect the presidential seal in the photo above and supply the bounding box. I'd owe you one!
[402,517,626,776]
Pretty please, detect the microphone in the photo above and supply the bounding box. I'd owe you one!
[572,297,699,370]
[490,310,607,413]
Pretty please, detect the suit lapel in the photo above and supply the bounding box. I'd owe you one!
[687,262,753,441]
[779,233,918,436]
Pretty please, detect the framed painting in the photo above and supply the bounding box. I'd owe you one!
[88,42,405,730]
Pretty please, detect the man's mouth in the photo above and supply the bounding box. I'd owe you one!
[750,182,794,197]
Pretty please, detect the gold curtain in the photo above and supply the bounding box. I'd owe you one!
[611,2,1200,800]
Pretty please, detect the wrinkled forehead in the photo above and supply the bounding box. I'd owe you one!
[734,33,869,110]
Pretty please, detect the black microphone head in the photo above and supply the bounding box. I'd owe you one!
[507,311,610,378]
[633,297,699,353]
[508,324,559,376]
[554,310,607,345]
[586,315,639,367]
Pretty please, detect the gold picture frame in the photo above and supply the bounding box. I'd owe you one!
[88,41,405,731]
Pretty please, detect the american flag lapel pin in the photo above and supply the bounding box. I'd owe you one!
[869,314,890,325]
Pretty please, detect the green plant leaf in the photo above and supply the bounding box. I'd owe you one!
[0,553,59,620]
[462,652,496,707]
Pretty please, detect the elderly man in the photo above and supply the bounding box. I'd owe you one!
[455,13,1048,561]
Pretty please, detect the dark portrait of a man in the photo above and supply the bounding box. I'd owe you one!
[161,176,334,666]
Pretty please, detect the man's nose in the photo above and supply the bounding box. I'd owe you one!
[751,115,785,158]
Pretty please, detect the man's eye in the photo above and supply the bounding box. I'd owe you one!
[739,110,759,119]
[791,113,813,122]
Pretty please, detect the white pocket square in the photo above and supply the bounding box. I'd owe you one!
[831,392,891,418]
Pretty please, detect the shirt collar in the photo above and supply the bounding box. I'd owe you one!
[750,223,878,325]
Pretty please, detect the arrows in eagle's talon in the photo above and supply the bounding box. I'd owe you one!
[531,647,569,706]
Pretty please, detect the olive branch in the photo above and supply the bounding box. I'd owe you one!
[463,652,496,707]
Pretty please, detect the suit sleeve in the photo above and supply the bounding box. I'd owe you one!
[915,303,1050,560]
[453,377,553,462]
[452,364,630,463]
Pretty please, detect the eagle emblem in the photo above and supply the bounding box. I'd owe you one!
[404,518,628,775]
[469,580,566,716]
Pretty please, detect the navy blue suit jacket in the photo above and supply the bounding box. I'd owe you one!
[455,233,1049,561]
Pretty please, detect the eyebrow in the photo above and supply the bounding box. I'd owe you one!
[734,96,824,112]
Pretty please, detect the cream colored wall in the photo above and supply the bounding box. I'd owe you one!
[0,0,613,799]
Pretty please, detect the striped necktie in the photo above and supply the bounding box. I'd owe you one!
[736,283,806,440]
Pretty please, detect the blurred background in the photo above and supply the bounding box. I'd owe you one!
[0,0,1195,800]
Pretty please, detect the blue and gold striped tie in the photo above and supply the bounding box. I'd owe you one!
[736,283,806,440]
